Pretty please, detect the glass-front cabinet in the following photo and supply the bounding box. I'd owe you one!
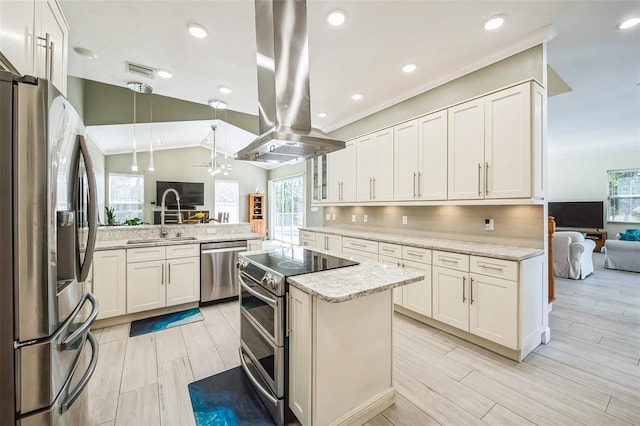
[312,155,328,203]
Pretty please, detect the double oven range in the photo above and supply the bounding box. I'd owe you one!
[237,247,358,424]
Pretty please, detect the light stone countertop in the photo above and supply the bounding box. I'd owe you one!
[300,226,543,261]
[287,258,424,303]
[94,233,262,251]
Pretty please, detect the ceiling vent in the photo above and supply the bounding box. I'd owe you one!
[125,61,155,79]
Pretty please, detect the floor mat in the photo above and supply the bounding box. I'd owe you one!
[188,366,275,426]
[129,308,203,337]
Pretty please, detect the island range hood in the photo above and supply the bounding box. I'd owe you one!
[235,0,345,163]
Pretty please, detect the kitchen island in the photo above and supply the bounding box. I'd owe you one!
[286,258,424,426]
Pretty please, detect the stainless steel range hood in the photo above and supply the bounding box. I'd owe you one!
[235,0,345,163]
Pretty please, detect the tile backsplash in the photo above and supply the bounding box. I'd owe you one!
[323,205,545,248]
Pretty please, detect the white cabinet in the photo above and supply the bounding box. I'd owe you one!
[126,244,200,314]
[92,249,126,320]
[299,231,316,248]
[448,82,541,200]
[432,251,518,349]
[328,141,356,202]
[356,129,394,201]
[380,244,432,317]
[288,286,312,425]
[311,155,328,203]
[0,0,68,95]
[315,232,342,253]
[394,111,448,201]
[247,239,262,251]
[342,237,378,262]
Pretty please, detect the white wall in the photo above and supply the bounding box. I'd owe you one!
[549,147,640,237]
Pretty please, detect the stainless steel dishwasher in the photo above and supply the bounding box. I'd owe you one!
[200,241,247,304]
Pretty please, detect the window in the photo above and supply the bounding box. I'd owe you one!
[608,169,640,223]
[215,180,239,223]
[108,173,144,222]
[270,174,304,244]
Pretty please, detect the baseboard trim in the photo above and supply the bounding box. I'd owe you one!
[331,388,395,426]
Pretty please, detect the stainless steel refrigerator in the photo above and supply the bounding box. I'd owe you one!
[0,71,100,425]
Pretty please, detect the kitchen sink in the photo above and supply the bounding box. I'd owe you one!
[126,236,198,244]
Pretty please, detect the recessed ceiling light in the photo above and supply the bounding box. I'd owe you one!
[73,47,97,59]
[617,17,640,30]
[187,23,208,38]
[327,10,346,26]
[318,112,328,118]
[351,93,363,101]
[403,63,417,73]
[219,86,231,94]
[155,140,163,146]
[484,15,505,31]
[208,99,228,109]
[156,69,173,79]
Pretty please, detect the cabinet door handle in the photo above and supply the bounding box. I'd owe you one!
[49,40,55,82]
[372,177,376,200]
[369,177,373,200]
[413,172,417,198]
[168,263,171,284]
[286,293,291,337]
[485,162,489,195]
[161,265,164,286]
[417,171,422,198]
[470,277,474,304]
[478,163,482,196]
[462,276,466,303]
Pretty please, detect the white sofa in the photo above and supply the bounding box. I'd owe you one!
[552,231,596,279]
[603,239,640,272]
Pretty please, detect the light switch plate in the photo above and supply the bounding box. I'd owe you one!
[485,218,494,231]
[364,215,368,223]
[332,213,336,220]
[402,216,408,225]
[352,214,356,222]
[326,213,331,220]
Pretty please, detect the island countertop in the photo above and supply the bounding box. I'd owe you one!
[286,257,423,303]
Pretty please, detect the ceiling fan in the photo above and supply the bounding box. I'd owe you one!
[194,118,233,176]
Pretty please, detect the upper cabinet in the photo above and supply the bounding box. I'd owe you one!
[0,0,68,95]
[394,111,448,201]
[328,141,356,202]
[449,82,542,200]
[356,128,394,202]
[311,154,328,203]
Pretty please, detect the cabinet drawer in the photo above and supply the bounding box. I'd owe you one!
[470,256,518,281]
[379,243,402,259]
[342,237,378,254]
[299,237,315,248]
[432,250,469,272]
[342,247,379,262]
[299,231,316,241]
[402,246,431,264]
[166,244,199,259]
[127,246,166,263]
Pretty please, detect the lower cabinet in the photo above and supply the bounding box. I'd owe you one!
[126,244,200,314]
[93,249,127,320]
[247,239,262,251]
[288,286,312,425]
[299,231,316,248]
[315,232,342,253]
[342,237,379,262]
[432,251,518,349]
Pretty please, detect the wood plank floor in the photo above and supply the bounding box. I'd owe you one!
[81,253,639,425]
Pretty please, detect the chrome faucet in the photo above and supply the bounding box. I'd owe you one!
[160,188,183,237]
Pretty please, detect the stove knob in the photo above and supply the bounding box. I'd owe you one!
[268,278,277,290]
[236,261,248,271]
[262,274,271,286]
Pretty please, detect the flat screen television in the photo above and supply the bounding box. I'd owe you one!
[548,201,604,230]
[156,181,204,208]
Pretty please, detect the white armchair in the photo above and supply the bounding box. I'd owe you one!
[552,231,596,279]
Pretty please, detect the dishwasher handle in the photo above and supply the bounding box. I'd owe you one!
[201,241,247,251]
[201,246,247,255]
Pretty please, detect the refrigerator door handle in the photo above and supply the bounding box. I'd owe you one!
[61,331,99,413]
[60,292,99,350]
[77,134,98,283]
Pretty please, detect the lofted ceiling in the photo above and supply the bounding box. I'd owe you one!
[60,0,640,160]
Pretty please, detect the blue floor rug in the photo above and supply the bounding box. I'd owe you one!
[129,308,203,337]
[188,366,275,426]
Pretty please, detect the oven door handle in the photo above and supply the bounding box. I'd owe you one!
[239,347,278,406]
[239,276,277,307]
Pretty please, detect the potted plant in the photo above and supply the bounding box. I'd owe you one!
[105,206,116,225]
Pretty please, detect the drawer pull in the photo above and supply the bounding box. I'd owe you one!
[438,256,459,264]
[381,248,395,253]
[350,242,367,248]
[407,251,422,257]
[478,263,504,272]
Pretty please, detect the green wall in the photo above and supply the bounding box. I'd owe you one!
[105,146,268,225]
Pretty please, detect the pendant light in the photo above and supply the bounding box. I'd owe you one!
[207,99,228,176]
[127,82,153,172]
[148,96,155,171]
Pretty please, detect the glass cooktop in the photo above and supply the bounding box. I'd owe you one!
[244,246,359,277]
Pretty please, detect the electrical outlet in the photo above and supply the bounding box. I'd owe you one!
[332,213,336,220]
[364,215,368,223]
[485,218,494,231]
[326,213,331,220]
[402,216,408,225]
[351,214,356,222]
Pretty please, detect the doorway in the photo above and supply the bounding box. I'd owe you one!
[269,174,304,245]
